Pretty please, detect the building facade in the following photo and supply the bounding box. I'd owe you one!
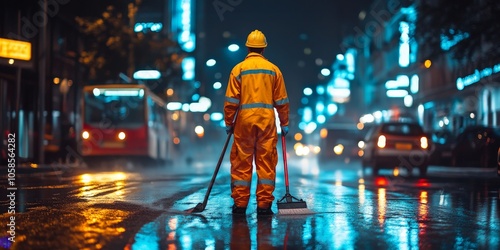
[1,0,83,164]
[346,0,499,136]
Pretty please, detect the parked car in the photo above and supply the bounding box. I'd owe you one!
[361,122,431,176]
[429,130,456,166]
[451,125,500,168]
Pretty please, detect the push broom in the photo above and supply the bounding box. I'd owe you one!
[277,133,313,215]
[186,129,233,213]
[186,110,238,214]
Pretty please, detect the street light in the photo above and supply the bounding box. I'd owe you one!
[206,59,216,67]
[228,44,239,52]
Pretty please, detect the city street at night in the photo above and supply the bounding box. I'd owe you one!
[1,137,499,249]
[2,0,500,249]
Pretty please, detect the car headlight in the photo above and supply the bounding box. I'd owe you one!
[118,132,126,140]
[82,131,90,140]
[377,135,386,148]
[420,137,429,149]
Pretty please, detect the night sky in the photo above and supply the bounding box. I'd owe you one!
[200,0,373,114]
[58,0,373,115]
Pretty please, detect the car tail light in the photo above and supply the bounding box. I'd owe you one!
[420,136,429,149]
[377,135,386,148]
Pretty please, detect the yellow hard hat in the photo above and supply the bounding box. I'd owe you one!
[245,30,267,48]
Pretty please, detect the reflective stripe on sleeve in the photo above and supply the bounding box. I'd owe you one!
[274,97,289,106]
[225,96,240,104]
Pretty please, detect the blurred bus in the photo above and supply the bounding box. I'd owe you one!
[79,84,172,166]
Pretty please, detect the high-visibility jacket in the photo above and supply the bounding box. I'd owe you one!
[224,52,289,209]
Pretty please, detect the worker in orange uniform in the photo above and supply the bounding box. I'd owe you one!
[224,29,290,216]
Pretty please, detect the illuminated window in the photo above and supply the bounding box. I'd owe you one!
[399,21,410,68]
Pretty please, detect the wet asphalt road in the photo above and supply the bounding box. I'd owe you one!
[1,150,499,250]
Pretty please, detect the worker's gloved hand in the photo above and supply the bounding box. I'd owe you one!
[281,126,289,136]
[226,125,234,135]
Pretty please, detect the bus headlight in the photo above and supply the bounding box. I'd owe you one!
[118,132,126,140]
[82,131,90,140]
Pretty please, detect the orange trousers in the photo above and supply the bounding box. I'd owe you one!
[230,121,278,209]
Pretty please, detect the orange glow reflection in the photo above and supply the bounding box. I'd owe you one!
[419,191,429,234]
[378,188,387,225]
[77,172,130,200]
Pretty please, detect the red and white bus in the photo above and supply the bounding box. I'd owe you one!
[79,84,172,166]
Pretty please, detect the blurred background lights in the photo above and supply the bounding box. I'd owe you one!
[301,97,309,105]
[304,122,317,134]
[228,44,239,52]
[167,102,182,110]
[92,88,101,96]
[386,89,408,98]
[182,57,195,80]
[315,102,325,113]
[303,107,313,122]
[210,112,223,121]
[327,103,338,115]
[316,85,325,95]
[213,81,222,90]
[303,87,313,96]
[316,115,326,124]
[194,125,204,137]
[321,68,331,76]
[360,114,375,123]
[424,59,432,68]
[404,95,413,107]
[294,133,303,141]
[133,70,161,80]
[411,74,419,93]
[206,59,216,67]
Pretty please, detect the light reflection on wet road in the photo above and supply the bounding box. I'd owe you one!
[127,157,499,250]
[1,155,499,249]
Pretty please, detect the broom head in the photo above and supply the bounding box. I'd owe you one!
[277,195,313,215]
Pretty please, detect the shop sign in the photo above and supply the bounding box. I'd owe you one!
[0,38,32,61]
[456,62,500,90]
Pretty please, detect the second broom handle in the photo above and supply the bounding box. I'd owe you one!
[281,134,290,188]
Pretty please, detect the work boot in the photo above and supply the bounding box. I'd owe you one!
[232,205,247,215]
[257,207,274,216]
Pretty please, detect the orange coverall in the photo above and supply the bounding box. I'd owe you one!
[224,52,289,209]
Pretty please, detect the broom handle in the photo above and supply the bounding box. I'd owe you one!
[281,133,290,193]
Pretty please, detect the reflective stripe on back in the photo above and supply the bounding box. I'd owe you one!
[241,103,273,110]
[240,69,276,77]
